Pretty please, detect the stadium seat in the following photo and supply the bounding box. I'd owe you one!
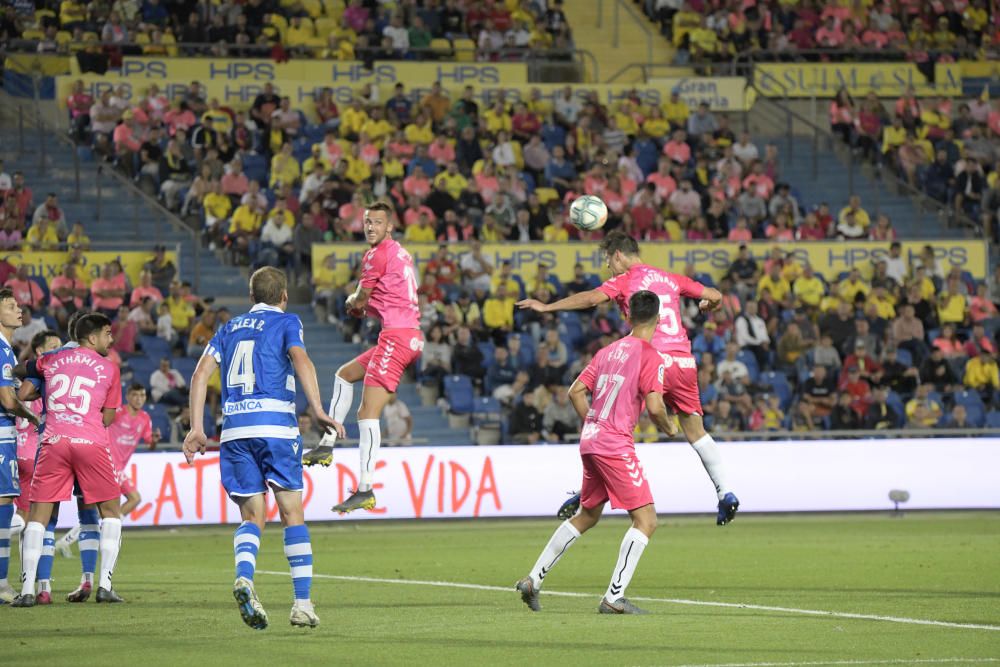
[694,272,715,288]
[985,411,1000,428]
[477,341,495,366]
[736,350,760,382]
[28,276,49,305]
[534,187,559,205]
[452,38,476,61]
[444,375,474,414]
[430,38,453,57]
[147,404,172,441]
[952,390,984,408]
[140,335,170,361]
[894,348,913,367]
[963,403,985,428]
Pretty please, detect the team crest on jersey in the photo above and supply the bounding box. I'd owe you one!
[409,337,424,352]
[1,363,11,381]
[657,365,665,384]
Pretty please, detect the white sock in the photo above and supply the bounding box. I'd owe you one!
[10,513,24,537]
[357,419,381,492]
[60,524,82,545]
[324,375,355,445]
[19,522,43,596]
[528,519,581,590]
[604,527,649,602]
[690,434,730,499]
[98,518,122,591]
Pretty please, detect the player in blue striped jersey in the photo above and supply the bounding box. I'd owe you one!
[183,268,342,630]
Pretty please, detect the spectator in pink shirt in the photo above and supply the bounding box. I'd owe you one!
[668,179,702,218]
[221,159,250,198]
[728,217,753,242]
[662,130,692,164]
[343,0,370,33]
[815,16,845,47]
[403,165,432,199]
[164,101,197,137]
[112,304,138,354]
[50,263,88,326]
[91,261,127,317]
[0,219,21,250]
[645,159,677,201]
[402,196,437,227]
[5,265,44,311]
[742,162,775,199]
[129,269,164,308]
[427,135,456,167]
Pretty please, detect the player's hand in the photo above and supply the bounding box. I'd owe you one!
[316,413,346,440]
[345,294,364,318]
[698,298,721,312]
[516,299,547,312]
[664,416,679,438]
[182,430,208,464]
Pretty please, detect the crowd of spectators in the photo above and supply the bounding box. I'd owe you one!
[390,233,1000,441]
[638,0,998,66]
[827,85,1000,242]
[2,0,573,64]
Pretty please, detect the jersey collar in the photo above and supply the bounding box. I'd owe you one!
[0,330,8,348]
[250,304,283,314]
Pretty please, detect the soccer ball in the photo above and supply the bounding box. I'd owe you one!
[569,195,608,231]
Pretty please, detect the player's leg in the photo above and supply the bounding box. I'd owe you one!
[273,487,318,628]
[599,502,657,615]
[331,378,392,513]
[303,358,365,466]
[34,515,57,604]
[55,520,81,558]
[13,501,56,606]
[94,496,124,603]
[676,412,740,525]
[72,441,125,603]
[68,500,101,596]
[120,473,142,516]
[222,439,269,630]
[0,498,15,603]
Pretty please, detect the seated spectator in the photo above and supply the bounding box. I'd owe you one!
[831,392,861,430]
[129,269,164,308]
[963,347,999,404]
[150,357,189,407]
[509,390,543,444]
[159,140,193,211]
[865,386,899,430]
[66,221,91,249]
[881,346,920,397]
[32,192,68,239]
[129,297,158,336]
[12,306,47,352]
[187,309,217,357]
[483,284,516,341]
[735,300,769,368]
[905,383,944,428]
[49,263,87,328]
[542,388,579,442]
[24,217,60,251]
[944,404,972,429]
[258,207,295,270]
[91,261,127,318]
[919,347,959,392]
[452,326,485,386]
[165,280,196,338]
[111,304,138,355]
[749,394,784,432]
[5,265,45,311]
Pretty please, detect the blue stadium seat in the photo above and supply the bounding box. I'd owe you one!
[986,410,1000,428]
[514,335,535,366]
[477,341,495,367]
[886,391,906,422]
[444,375,474,414]
[963,403,985,428]
[694,272,715,288]
[146,404,171,441]
[140,335,170,361]
[510,274,526,300]
[736,349,759,382]
[472,396,502,427]
[894,348,913,367]
[584,273,601,290]
[952,389,984,408]
[173,357,197,380]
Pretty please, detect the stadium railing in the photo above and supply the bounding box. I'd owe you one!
[1,52,203,291]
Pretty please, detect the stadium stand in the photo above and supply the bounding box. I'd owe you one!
[2,1,1000,447]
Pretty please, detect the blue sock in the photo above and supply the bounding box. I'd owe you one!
[233,522,261,581]
[78,508,100,585]
[0,504,12,582]
[36,516,57,591]
[283,525,312,602]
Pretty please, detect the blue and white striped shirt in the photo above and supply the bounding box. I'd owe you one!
[0,331,19,444]
[205,304,304,443]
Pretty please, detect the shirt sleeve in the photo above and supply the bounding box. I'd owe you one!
[596,274,623,301]
[141,413,153,443]
[359,247,387,290]
[284,315,305,353]
[576,357,599,393]
[675,273,705,299]
[639,347,666,396]
[0,348,14,388]
[103,364,122,410]
[204,330,223,363]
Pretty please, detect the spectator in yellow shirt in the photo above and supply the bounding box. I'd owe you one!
[838,194,871,228]
[269,142,301,188]
[964,348,1000,398]
[757,265,791,302]
[25,218,61,250]
[66,221,91,249]
[482,101,513,135]
[869,285,897,320]
[360,107,394,146]
[482,283,515,333]
[492,260,521,298]
[792,264,825,308]
[203,181,232,235]
[405,213,436,242]
[339,99,368,140]
[838,268,870,303]
[882,116,907,154]
[404,112,435,145]
[937,284,967,325]
[434,162,469,199]
[166,280,196,334]
[343,144,372,184]
[302,145,332,174]
[662,90,690,128]
[267,198,295,228]
[542,220,568,242]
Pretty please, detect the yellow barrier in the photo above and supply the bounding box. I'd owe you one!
[2,250,179,286]
[959,60,1000,79]
[55,75,751,115]
[754,62,962,98]
[5,53,72,76]
[312,240,987,288]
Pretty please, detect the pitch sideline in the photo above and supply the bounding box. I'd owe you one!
[257,570,1000,633]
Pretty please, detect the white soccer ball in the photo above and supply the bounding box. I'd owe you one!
[569,195,608,231]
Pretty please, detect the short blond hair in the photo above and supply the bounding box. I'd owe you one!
[250,267,287,305]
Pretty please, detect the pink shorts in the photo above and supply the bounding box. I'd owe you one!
[30,437,121,505]
[118,469,136,496]
[660,353,703,416]
[15,454,34,512]
[356,328,423,392]
[580,451,654,511]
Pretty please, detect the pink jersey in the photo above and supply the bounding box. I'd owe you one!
[360,237,420,330]
[597,264,704,355]
[576,336,665,457]
[37,347,121,445]
[15,398,43,461]
[108,406,153,469]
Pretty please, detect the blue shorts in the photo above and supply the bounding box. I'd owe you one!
[220,437,303,497]
[0,441,20,497]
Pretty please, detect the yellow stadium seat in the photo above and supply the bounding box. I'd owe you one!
[301,0,322,18]
[323,0,345,19]
[162,31,178,57]
[135,31,150,44]
[33,9,55,26]
[453,38,475,62]
[430,38,452,56]
[55,30,72,44]
[269,14,288,37]
[22,28,44,40]
[81,31,98,43]
[314,17,337,36]
[535,187,558,205]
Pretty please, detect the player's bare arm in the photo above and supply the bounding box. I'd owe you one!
[182,353,217,463]
[0,385,39,427]
[699,287,723,312]
[102,408,116,428]
[644,392,678,437]
[17,380,39,402]
[289,347,345,439]
[346,285,374,317]
[567,380,591,421]
[517,289,609,313]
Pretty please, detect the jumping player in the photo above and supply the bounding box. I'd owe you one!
[13,313,123,607]
[0,290,42,604]
[183,267,342,630]
[54,383,160,557]
[302,200,423,514]
[517,231,740,525]
[516,291,677,614]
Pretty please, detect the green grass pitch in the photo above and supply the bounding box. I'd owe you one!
[4,512,999,667]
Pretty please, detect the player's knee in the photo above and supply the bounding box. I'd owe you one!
[634,514,657,536]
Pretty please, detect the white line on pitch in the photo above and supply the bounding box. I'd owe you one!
[669,660,999,667]
[256,570,1000,632]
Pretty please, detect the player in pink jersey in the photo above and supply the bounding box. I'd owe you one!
[12,314,126,607]
[517,291,676,614]
[303,199,424,514]
[517,231,740,525]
